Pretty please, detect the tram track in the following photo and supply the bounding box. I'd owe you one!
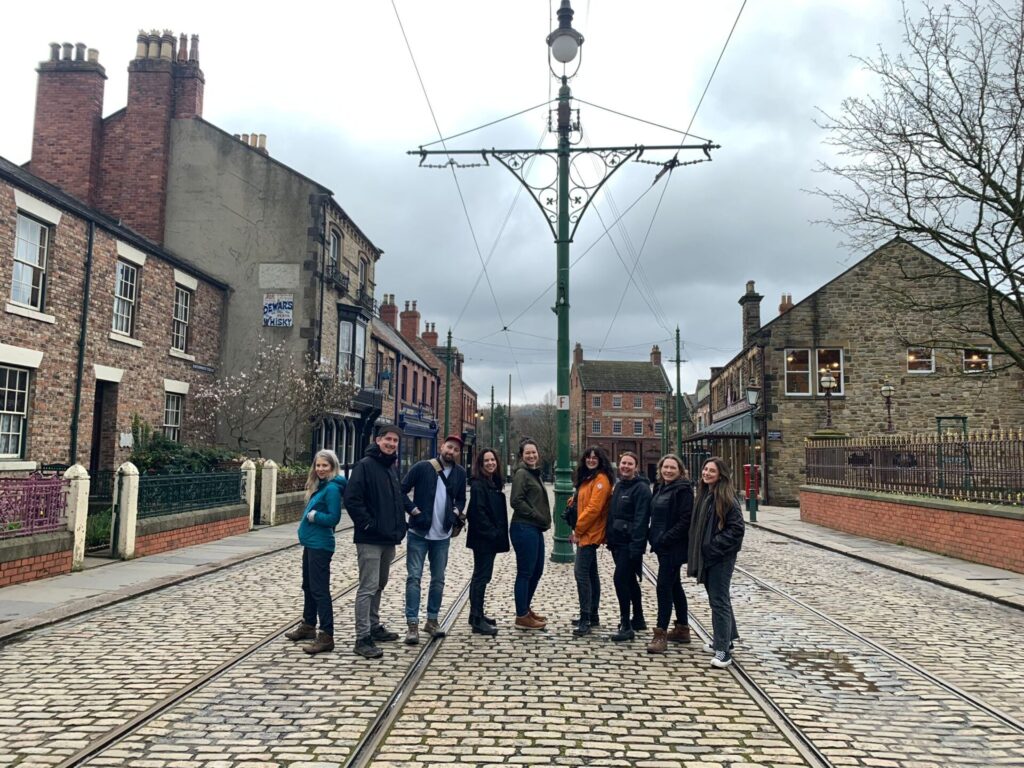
[54,541,407,768]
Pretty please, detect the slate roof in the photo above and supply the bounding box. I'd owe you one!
[371,319,433,371]
[0,155,229,290]
[575,361,671,393]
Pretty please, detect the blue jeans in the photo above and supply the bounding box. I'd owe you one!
[705,553,739,653]
[405,533,450,622]
[509,522,545,617]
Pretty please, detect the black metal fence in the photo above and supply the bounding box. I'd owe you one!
[137,470,244,518]
[805,432,1024,506]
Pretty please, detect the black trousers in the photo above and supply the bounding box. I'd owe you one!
[573,544,601,620]
[655,550,687,629]
[302,546,334,635]
[610,546,643,624]
[469,549,497,618]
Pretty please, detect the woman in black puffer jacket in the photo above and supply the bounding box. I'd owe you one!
[466,448,510,636]
[646,454,694,654]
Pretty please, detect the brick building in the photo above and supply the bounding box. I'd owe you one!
[0,156,226,475]
[685,239,1024,505]
[374,295,439,475]
[569,343,672,481]
[19,32,385,465]
[392,298,479,469]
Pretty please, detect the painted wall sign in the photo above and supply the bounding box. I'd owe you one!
[263,293,294,327]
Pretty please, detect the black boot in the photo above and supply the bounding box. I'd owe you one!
[483,615,497,626]
[571,613,589,626]
[572,619,592,637]
[610,621,635,642]
[631,615,647,631]
[471,615,498,636]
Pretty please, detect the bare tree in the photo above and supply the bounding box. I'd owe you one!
[282,357,358,464]
[815,0,1024,370]
[514,391,558,475]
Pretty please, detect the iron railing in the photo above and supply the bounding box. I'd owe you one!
[0,474,68,539]
[137,470,244,518]
[805,431,1024,506]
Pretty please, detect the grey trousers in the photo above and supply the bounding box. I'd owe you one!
[355,543,396,640]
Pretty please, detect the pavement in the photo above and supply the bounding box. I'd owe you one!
[750,504,1024,610]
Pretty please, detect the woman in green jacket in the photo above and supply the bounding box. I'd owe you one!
[509,438,552,630]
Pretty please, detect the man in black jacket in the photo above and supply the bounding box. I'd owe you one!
[344,424,412,659]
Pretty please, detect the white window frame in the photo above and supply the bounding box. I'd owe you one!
[163,392,183,442]
[907,347,934,374]
[633,420,643,436]
[654,420,663,436]
[612,419,622,435]
[963,348,992,373]
[338,319,353,379]
[633,395,642,409]
[171,286,191,353]
[328,230,342,274]
[655,398,665,411]
[11,213,49,312]
[612,395,622,409]
[591,419,601,435]
[815,348,844,396]
[591,394,601,408]
[0,364,29,458]
[112,261,138,336]
[784,348,811,396]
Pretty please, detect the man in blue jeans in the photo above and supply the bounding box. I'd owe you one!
[401,435,467,644]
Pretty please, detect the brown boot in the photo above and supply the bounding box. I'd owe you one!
[302,631,334,655]
[514,614,545,631]
[666,622,692,644]
[528,608,547,624]
[285,622,316,641]
[647,628,668,654]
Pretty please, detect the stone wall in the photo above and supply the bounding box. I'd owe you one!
[274,491,307,525]
[801,486,1024,574]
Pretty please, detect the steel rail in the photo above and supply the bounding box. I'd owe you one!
[638,561,835,768]
[344,577,474,768]
[56,545,406,768]
[734,564,1024,735]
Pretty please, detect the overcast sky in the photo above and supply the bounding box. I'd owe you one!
[0,0,912,404]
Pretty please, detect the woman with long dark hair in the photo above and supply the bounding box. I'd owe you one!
[466,448,510,635]
[569,446,613,637]
[285,449,346,655]
[688,456,744,668]
[509,438,551,630]
[646,453,694,653]
[606,451,651,642]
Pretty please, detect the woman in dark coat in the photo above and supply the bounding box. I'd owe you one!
[646,453,694,654]
[466,448,510,636]
[688,456,745,669]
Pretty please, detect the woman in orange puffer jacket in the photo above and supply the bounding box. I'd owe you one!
[569,446,614,637]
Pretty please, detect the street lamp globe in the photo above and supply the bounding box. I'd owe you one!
[880,382,895,398]
[547,0,584,64]
[745,386,761,408]
[819,372,837,391]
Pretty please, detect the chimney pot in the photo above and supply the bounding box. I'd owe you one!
[573,342,584,366]
[240,133,249,145]
[178,33,188,62]
[87,48,99,64]
[49,43,60,61]
[74,43,86,61]
[412,300,418,311]
[61,43,73,60]
[189,34,199,62]
[147,33,160,59]
[405,301,410,311]
[159,32,174,61]
[135,32,147,59]
[258,133,267,152]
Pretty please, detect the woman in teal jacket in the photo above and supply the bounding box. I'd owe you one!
[286,449,345,655]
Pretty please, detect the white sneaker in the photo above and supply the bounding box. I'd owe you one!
[710,651,733,668]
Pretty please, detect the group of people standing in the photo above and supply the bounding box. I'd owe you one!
[284,423,744,669]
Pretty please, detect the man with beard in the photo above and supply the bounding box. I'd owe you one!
[400,435,468,644]
[344,424,410,659]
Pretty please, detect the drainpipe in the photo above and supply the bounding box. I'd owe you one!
[69,221,95,464]
[311,196,329,463]
[758,342,769,505]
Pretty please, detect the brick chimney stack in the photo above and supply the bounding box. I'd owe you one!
[738,280,763,349]
[778,293,794,315]
[30,41,107,203]
[650,344,662,367]
[172,33,204,118]
[379,294,398,328]
[573,342,583,366]
[400,300,421,343]
[422,322,439,348]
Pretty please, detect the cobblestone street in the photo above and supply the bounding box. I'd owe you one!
[2,519,1023,768]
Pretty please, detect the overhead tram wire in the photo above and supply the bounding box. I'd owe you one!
[391,0,528,398]
[573,99,713,143]
[595,0,749,356]
[418,101,555,150]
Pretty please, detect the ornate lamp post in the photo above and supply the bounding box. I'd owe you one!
[410,0,718,561]
[819,371,837,429]
[745,386,760,520]
[880,380,896,433]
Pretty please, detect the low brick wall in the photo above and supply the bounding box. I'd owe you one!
[274,491,307,525]
[0,532,74,587]
[134,503,250,558]
[800,485,1024,574]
